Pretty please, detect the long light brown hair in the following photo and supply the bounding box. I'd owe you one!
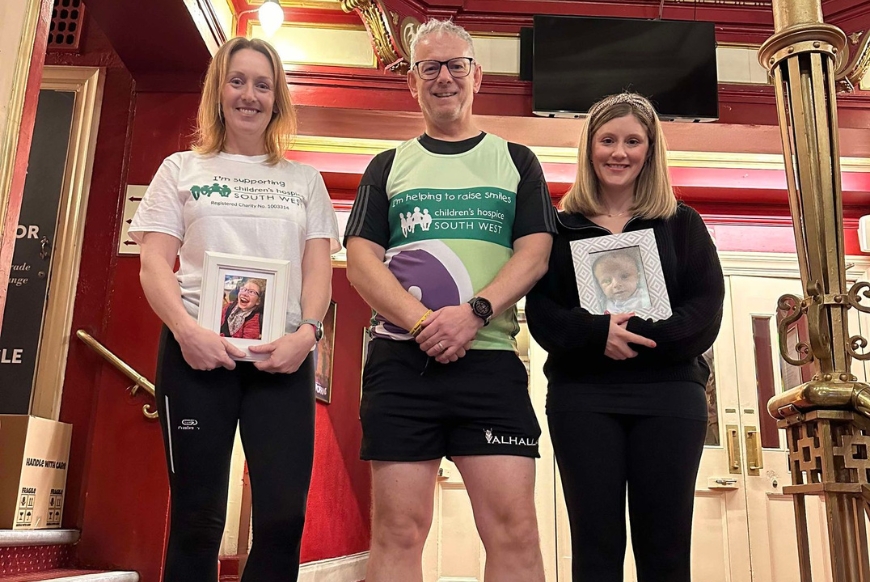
[193,37,296,165]
[560,93,676,220]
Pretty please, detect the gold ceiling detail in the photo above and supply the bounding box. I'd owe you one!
[837,30,870,92]
[340,0,414,74]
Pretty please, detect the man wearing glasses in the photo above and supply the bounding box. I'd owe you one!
[345,19,554,582]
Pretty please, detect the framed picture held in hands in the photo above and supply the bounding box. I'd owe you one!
[570,229,672,321]
[198,252,290,362]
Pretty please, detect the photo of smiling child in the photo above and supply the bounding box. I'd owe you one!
[219,276,267,340]
[591,247,651,314]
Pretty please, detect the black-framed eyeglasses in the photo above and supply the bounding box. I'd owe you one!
[412,57,475,80]
[239,288,261,297]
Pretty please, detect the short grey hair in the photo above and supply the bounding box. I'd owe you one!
[409,19,475,65]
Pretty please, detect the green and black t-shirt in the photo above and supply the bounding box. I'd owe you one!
[345,132,556,351]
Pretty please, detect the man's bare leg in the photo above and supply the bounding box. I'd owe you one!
[365,459,441,582]
[454,455,545,582]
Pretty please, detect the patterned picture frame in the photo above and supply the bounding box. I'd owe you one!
[569,229,672,321]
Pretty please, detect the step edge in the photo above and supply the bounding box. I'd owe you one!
[0,529,80,547]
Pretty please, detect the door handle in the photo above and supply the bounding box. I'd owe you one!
[707,477,740,490]
[39,236,51,260]
[726,424,742,474]
[745,426,763,476]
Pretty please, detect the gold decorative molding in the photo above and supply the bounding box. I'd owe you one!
[340,0,413,74]
[837,30,870,93]
[290,134,870,173]
[30,66,105,420]
[76,330,158,420]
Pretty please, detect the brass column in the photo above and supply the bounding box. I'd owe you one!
[761,2,870,580]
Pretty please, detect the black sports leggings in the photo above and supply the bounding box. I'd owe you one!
[549,411,707,582]
[155,328,315,582]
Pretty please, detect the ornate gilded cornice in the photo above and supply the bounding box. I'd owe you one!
[341,0,417,74]
[837,30,870,93]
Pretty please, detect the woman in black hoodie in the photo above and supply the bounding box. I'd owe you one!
[526,93,724,582]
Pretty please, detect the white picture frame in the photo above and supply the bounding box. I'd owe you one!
[570,229,672,321]
[198,252,291,362]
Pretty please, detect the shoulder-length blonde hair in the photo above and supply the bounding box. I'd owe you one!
[560,93,676,220]
[193,37,296,165]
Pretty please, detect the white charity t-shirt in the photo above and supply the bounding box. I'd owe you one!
[128,151,340,332]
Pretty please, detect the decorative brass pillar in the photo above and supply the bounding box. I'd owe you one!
[761,1,870,580]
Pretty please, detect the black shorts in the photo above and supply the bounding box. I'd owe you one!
[360,338,541,461]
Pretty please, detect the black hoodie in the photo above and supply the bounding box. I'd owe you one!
[525,202,725,415]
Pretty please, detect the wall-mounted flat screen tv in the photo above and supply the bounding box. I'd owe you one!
[533,15,719,121]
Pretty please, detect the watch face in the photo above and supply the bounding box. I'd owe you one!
[471,297,493,318]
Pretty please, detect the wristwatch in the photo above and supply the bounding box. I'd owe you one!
[298,319,323,342]
[467,296,493,326]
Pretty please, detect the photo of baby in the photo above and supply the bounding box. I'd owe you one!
[591,247,651,314]
[570,229,671,321]
[219,276,268,340]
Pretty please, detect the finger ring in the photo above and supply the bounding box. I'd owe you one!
[437,341,445,352]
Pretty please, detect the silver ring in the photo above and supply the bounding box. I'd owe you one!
[437,341,445,352]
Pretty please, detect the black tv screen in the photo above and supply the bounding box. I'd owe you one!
[532,16,719,121]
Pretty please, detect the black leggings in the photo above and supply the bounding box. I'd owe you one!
[549,411,707,582]
[155,328,315,582]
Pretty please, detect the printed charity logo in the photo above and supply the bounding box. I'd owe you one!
[191,183,231,200]
[399,207,432,237]
[483,428,538,447]
[389,187,515,248]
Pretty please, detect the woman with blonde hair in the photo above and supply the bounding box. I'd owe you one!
[129,37,339,581]
[526,92,724,581]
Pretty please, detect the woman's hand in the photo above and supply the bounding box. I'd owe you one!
[175,324,246,370]
[249,328,316,374]
[604,313,656,360]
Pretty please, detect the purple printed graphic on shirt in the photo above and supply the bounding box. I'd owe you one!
[375,249,461,335]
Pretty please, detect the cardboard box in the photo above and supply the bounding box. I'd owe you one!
[0,415,72,529]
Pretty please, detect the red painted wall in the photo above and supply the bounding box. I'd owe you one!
[302,269,372,560]
[44,13,135,534]
[44,16,167,582]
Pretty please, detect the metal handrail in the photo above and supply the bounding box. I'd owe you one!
[75,330,158,419]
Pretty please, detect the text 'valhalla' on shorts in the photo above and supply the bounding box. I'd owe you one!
[359,338,542,462]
